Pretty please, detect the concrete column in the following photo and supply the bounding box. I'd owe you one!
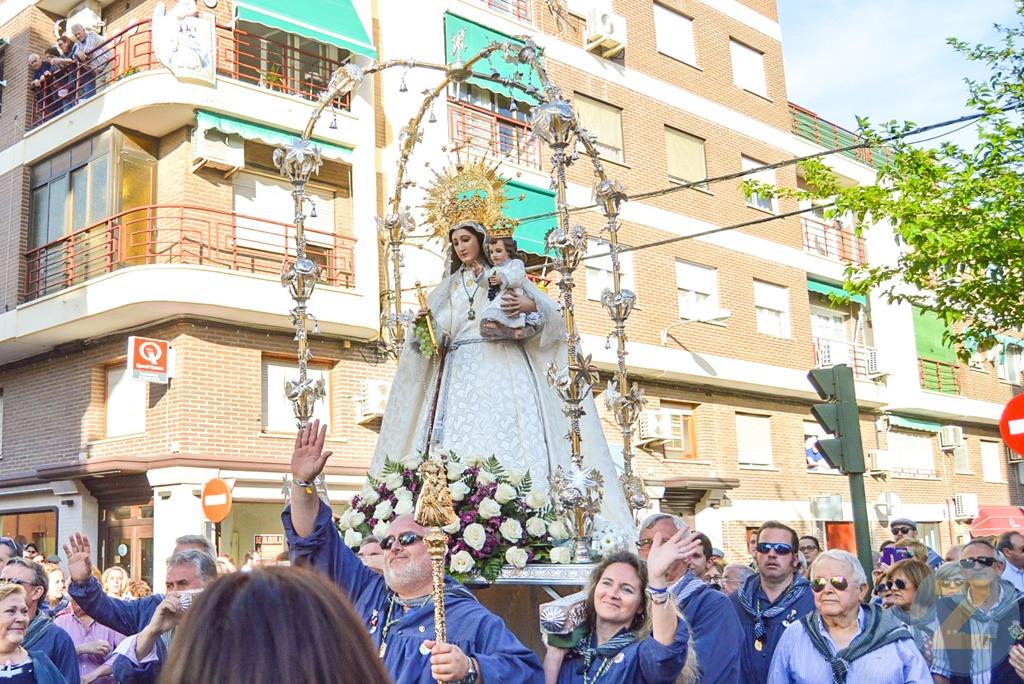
[148,467,216,590]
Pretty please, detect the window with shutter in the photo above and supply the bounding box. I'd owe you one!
[675,261,718,320]
[654,5,696,66]
[736,413,772,466]
[729,39,767,96]
[106,366,146,438]
[575,94,625,164]
[753,280,790,337]
[585,239,635,301]
[741,156,776,212]
[982,441,1005,482]
[665,128,707,187]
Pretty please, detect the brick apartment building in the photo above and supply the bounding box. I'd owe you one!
[0,0,1020,587]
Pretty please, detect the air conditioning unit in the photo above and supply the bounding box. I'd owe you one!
[191,127,244,175]
[585,8,628,58]
[636,409,673,445]
[952,493,980,519]
[816,339,850,368]
[867,449,892,473]
[938,425,965,451]
[356,380,391,424]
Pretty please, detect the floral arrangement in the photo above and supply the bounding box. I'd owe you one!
[337,452,575,582]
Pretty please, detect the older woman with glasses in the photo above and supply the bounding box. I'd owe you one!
[767,549,931,683]
[933,561,965,598]
[880,559,938,665]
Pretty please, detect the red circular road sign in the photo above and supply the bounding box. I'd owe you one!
[1000,394,1024,458]
[201,478,233,523]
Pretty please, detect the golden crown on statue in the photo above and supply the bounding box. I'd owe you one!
[422,156,520,241]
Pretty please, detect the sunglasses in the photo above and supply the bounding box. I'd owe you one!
[940,579,965,589]
[379,532,423,551]
[877,578,910,592]
[960,557,998,570]
[891,526,914,535]
[811,576,850,593]
[756,542,794,555]
[798,545,818,553]
[636,539,654,550]
[0,578,35,587]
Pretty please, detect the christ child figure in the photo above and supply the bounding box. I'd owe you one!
[480,236,531,339]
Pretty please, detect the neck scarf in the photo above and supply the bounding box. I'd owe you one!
[738,574,810,642]
[956,579,1019,624]
[800,603,912,684]
[672,571,707,607]
[22,612,52,651]
[572,627,638,678]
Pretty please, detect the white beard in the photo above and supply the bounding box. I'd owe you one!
[384,559,433,596]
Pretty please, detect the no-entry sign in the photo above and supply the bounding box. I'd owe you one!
[201,478,233,523]
[1000,394,1024,458]
[127,336,172,384]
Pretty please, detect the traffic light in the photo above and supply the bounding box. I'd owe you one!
[807,364,865,473]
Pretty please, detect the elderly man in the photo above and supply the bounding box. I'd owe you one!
[997,531,1024,594]
[358,535,385,574]
[637,514,743,683]
[889,518,942,568]
[2,557,81,683]
[932,538,1024,683]
[64,536,218,683]
[285,420,542,684]
[173,534,216,559]
[730,521,815,683]
[723,563,755,596]
[767,549,930,683]
[69,23,107,99]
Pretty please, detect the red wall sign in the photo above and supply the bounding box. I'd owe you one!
[127,336,171,384]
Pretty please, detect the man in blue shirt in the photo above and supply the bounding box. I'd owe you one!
[889,518,942,568]
[286,420,542,684]
[729,521,815,683]
[637,514,742,683]
[2,557,80,684]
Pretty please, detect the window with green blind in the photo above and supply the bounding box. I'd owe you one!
[665,127,707,186]
[912,305,960,393]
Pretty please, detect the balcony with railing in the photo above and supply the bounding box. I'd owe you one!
[448,98,542,170]
[24,204,355,301]
[29,19,351,130]
[473,0,532,21]
[918,358,961,394]
[789,103,887,169]
[813,337,879,379]
[802,216,867,266]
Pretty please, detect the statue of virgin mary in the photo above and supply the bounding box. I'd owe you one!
[370,161,632,530]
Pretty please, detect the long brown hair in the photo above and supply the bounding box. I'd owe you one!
[583,551,649,634]
[159,567,389,684]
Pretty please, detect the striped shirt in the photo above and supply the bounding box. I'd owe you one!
[767,608,932,684]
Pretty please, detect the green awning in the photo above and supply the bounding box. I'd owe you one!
[912,305,958,364]
[889,415,941,433]
[505,180,556,256]
[236,0,376,59]
[997,334,1024,348]
[443,13,541,104]
[807,278,867,306]
[196,111,353,162]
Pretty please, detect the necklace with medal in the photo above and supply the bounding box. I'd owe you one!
[462,267,481,320]
[377,593,433,659]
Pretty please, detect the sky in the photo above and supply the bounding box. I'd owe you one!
[778,0,1020,148]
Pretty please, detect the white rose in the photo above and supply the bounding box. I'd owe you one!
[450,550,475,574]
[526,489,548,510]
[505,546,529,569]
[372,521,389,538]
[548,520,570,541]
[464,523,487,551]
[373,500,394,521]
[338,508,353,529]
[550,546,572,564]
[446,460,465,482]
[344,529,363,547]
[349,510,366,528]
[478,498,501,519]
[506,468,525,487]
[443,519,461,534]
[401,453,423,471]
[449,481,471,502]
[394,497,414,516]
[360,486,379,506]
[476,470,497,486]
[494,483,517,505]
[393,486,411,501]
[526,517,547,537]
[384,473,404,491]
[500,518,523,543]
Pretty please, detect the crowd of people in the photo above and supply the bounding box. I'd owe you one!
[27,23,112,123]
[1,421,1023,682]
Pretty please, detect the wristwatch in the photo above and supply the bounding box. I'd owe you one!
[458,657,478,684]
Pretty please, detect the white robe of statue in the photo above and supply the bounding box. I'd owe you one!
[371,263,633,531]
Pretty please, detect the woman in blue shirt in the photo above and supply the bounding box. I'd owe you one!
[543,526,699,684]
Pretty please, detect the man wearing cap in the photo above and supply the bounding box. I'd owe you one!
[890,518,942,569]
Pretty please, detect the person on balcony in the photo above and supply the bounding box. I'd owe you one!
[70,24,108,100]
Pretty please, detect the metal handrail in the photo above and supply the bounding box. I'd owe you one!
[447,98,541,169]
[801,215,866,265]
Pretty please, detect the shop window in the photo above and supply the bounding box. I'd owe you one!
[0,509,58,558]
[262,358,331,434]
[106,365,146,438]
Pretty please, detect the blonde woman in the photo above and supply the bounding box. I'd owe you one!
[101,567,127,598]
[0,581,66,682]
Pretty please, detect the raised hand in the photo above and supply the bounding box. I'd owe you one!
[291,419,332,483]
[646,527,702,587]
[63,533,94,583]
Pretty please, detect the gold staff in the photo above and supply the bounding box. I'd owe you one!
[415,281,438,349]
[415,459,458,669]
